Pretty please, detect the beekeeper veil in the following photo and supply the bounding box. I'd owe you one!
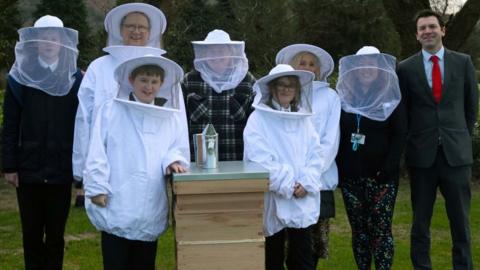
[9,15,79,96]
[336,46,401,121]
[192,29,249,93]
[114,54,184,113]
[104,3,167,47]
[253,64,314,118]
[275,44,334,82]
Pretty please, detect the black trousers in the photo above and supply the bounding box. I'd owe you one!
[16,182,72,270]
[409,147,473,270]
[101,231,158,270]
[265,227,315,270]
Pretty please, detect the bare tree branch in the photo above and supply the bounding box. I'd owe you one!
[382,0,431,58]
[444,0,480,50]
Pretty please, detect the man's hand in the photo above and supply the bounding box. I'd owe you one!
[166,161,187,175]
[4,173,19,187]
[91,194,108,207]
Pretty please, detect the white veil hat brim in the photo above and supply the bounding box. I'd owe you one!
[104,3,167,47]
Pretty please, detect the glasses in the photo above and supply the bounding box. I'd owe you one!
[276,82,296,92]
[122,24,150,33]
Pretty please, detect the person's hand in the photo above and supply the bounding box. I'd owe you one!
[293,183,307,198]
[4,173,19,188]
[166,161,187,175]
[91,194,108,207]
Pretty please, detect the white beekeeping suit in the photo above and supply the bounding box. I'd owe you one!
[243,64,323,236]
[83,55,189,241]
[276,44,341,192]
[72,3,168,180]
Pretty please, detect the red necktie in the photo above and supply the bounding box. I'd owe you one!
[430,55,442,103]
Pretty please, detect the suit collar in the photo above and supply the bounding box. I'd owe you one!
[413,52,430,92]
[421,46,445,62]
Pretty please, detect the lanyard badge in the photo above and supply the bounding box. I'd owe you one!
[351,114,366,151]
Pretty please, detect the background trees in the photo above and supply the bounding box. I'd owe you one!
[0,0,478,76]
[0,0,21,82]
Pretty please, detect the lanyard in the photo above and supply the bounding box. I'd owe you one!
[352,114,361,151]
[356,114,361,133]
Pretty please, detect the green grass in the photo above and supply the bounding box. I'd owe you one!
[0,180,479,269]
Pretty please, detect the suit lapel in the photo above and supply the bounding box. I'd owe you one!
[413,52,436,104]
[440,48,452,104]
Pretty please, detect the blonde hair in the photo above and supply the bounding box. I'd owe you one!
[267,76,301,112]
[289,51,321,80]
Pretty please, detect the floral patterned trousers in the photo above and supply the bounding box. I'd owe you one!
[341,177,398,270]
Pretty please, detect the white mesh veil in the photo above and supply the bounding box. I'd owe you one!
[192,30,248,93]
[253,64,314,118]
[114,55,184,111]
[9,26,79,96]
[275,44,334,82]
[336,53,401,121]
[104,3,167,47]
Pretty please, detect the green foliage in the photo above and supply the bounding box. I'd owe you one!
[462,21,480,68]
[291,0,401,60]
[163,0,303,77]
[0,0,21,72]
[230,0,302,76]
[33,0,96,69]
[164,0,238,72]
[162,0,403,77]
[473,85,480,179]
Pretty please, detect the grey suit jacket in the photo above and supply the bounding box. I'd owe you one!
[397,48,479,168]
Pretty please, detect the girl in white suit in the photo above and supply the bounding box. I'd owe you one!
[276,44,341,264]
[244,64,323,270]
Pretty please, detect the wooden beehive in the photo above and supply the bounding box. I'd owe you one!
[172,161,269,270]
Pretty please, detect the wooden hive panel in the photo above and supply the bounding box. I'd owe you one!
[175,192,264,214]
[174,210,263,242]
[173,179,269,195]
[176,241,265,270]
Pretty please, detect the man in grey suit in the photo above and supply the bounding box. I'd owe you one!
[397,9,478,270]
[398,10,478,269]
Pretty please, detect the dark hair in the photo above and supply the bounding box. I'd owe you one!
[414,9,445,30]
[267,75,302,112]
[130,64,165,80]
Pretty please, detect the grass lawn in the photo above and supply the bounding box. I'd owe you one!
[0,179,478,269]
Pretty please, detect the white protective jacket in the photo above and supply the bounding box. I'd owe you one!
[244,105,323,237]
[312,81,341,190]
[72,46,168,180]
[83,99,189,241]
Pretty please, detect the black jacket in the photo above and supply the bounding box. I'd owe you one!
[397,49,479,168]
[2,69,82,184]
[336,102,407,184]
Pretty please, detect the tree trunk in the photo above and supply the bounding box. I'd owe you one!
[382,0,430,59]
[383,0,480,60]
[444,0,480,50]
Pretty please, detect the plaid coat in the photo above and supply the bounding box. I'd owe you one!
[182,70,255,161]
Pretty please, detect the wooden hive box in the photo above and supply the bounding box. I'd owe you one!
[172,161,269,270]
